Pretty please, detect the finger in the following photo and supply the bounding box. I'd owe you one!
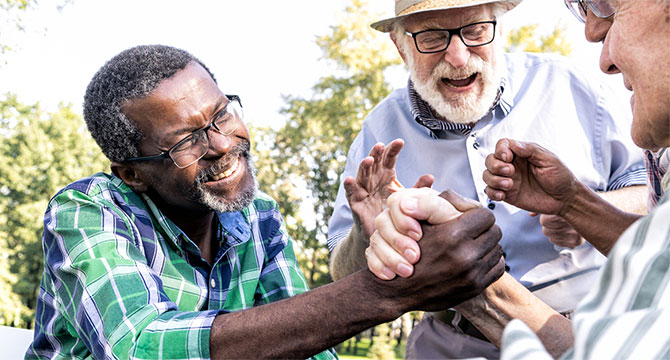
[480,256,506,289]
[354,156,375,186]
[508,140,553,165]
[485,153,515,177]
[539,215,571,230]
[381,139,404,169]
[412,174,434,189]
[439,189,481,212]
[391,189,460,224]
[376,206,423,244]
[484,185,507,202]
[365,244,396,280]
[343,176,357,198]
[449,207,497,240]
[529,212,538,217]
[368,230,415,277]
[374,210,421,263]
[494,138,514,162]
[482,170,514,191]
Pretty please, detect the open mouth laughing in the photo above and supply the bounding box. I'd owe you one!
[210,157,239,181]
[442,73,478,88]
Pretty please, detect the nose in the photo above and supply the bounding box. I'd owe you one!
[206,128,235,158]
[584,12,619,74]
[442,35,471,68]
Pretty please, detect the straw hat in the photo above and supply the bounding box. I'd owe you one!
[371,0,522,32]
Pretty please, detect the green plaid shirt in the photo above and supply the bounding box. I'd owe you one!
[26,173,337,359]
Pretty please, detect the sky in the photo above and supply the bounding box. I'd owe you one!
[0,0,618,130]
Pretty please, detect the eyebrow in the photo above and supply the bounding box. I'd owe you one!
[163,97,228,139]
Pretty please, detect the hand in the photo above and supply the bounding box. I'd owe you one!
[531,213,584,248]
[382,204,505,312]
[483,139,580,216]
[344,139,433,241]
[366,189,481,280]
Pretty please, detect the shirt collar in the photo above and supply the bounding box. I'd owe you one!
[408,73,511,138]
[140,192,251,252]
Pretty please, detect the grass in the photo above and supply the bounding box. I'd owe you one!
[335,337,405,359]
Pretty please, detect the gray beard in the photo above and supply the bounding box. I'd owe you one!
[194,155,258,213]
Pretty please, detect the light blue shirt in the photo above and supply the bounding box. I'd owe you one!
[328,52,646,313]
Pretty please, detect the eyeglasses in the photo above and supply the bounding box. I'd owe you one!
[405,20,497,54]
[563,0,615,23]
[125,95,243,169]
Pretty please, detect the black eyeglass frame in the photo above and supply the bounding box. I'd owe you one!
[124,94,243,168]
[563,0,615,23]
[405,20,497,54]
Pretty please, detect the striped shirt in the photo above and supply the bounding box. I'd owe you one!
[26,173,337,359]
[501,190,670,359]
[645,148,669,209]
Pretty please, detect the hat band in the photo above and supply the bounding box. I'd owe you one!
[398,0,485,16]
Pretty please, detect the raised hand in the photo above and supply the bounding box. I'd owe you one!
[344,138,433,241]
[483,138,580,216]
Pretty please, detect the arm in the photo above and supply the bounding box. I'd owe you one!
[366,189,573,358]
[534,185,647,249]
[40,186,504,359]
[329,139,433,280]
[211,205,505,359]
[483,138,643,255]
[454,273,573,359]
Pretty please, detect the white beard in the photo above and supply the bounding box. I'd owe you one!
[406,45,504,124]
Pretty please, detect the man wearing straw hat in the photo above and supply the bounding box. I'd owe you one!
[328,0,647,358]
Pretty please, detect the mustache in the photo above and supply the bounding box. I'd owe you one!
[194,140,251,185]
[433,54,485,79]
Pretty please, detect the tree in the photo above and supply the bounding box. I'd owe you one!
[505,22,573,56]
[250,0,401,288]
[0,94,109,327]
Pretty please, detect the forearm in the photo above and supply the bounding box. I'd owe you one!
[455,273,573,359]
[562,183,643,255]
[210,269,402,359]
[329,226,369,280]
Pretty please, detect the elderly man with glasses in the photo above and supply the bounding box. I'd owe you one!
[25,44,510,359]
[364,0,670,358]
[327,0,649,358]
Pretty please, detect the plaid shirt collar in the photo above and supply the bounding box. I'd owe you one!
[408,77,510,138]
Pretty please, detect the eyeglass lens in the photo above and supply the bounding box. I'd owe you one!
[414,21,495,53]
[564,0,615,22]
[170,99,243,168]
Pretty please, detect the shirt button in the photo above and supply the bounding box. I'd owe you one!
[488,203,496,210]
[473,141,480,150]
[210,279,216,288]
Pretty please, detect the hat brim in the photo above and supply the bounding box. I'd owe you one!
[371,0,521,32]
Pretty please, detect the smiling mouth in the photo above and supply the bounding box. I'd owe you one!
[210,157,240,181]
[442,73,478,88]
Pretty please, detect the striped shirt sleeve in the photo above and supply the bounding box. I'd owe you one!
[501,195,670,359]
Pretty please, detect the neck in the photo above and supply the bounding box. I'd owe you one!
[152,197,219,264]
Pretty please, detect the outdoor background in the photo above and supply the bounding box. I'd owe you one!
[0,0,623,358]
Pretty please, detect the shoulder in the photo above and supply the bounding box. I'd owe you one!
[363,87,411,128]
[49,172,136,206]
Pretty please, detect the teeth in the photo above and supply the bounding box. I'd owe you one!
[211,158,239,181]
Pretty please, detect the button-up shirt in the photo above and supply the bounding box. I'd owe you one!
[328,52,647,313]
[26,173,336,359]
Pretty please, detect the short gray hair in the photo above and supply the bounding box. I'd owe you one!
[83,44,216,162]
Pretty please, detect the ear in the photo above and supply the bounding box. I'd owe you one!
[111,161,149,193]
[390,32,408,64]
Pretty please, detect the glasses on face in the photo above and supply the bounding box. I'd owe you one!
[563,0,615,23]
[125,95,243,169]
[405,20,497,54]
